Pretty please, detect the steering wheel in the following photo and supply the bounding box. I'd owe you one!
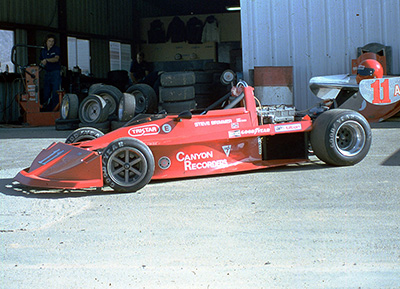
[223,92,244,109]
[200,80,249,114]
[200,91,231,115]
[223,80,248,109]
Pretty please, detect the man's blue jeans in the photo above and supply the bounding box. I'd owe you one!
[43,70,61,111]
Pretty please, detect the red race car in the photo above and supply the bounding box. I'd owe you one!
[16,78,396,193]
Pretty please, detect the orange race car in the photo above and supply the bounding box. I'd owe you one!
[15,76,400,193]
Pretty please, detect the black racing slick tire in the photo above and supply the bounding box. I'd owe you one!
[61,93,79,120]
[88,83,105,94]
[65,127,104,144]
[78,121,110,133]
[79,95,110,124]
[89,84,123,116]
[55,118,80,131]
[102,138,155,192]
[310,109,372,166]
[118,93,136,122]
[126,84,157,114]
[159,86,195,102]
[161,99,196,114]
[194,71,214,84]
[111,120,126,131]
[160,71,196,87]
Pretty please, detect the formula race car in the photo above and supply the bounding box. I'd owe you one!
[14,77,400,193]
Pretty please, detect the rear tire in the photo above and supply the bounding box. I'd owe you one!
[310,109,372,166]
[102,138,154,192]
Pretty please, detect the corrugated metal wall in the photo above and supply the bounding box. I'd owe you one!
[0,0,58,28]
[240,0,400,110]
[66,0,135,40]
[0,0,141,79]
[0,78,23,123]
[133,0,166,18]
[0,0,135,39]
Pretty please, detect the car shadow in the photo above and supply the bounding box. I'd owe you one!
[370,121,400,129]
[151,158,331,185]
[2,160,329,198]
[0,178,131,199]
[381,148,400,166]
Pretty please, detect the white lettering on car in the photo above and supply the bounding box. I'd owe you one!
[194,119,233,128]
[161,124,172,133]
[176,151,213,162]
[194,121,210,127]
[274,123,302,133]
[128,124,160,137]
[176,151,228,171]
[229,127,271,138]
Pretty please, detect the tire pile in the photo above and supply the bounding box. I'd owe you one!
[56,83,157,132]
[159,71,196,113]
[56,64,233,131]
[194,62,231,109]
[158,64,232,113]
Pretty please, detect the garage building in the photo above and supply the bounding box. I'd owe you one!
[0,0,399,124]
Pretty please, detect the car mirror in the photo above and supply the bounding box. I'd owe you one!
[174,110,192,121]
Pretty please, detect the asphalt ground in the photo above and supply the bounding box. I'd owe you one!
[0,121,399,288]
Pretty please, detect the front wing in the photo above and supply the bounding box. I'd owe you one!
[14,142,103,189]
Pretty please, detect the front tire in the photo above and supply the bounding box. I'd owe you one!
[102,138,154,192]
[310,109,372,166]
[65,127,104,144]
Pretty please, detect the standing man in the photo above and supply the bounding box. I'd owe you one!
[40,34,61,111]
[130,52,150,84]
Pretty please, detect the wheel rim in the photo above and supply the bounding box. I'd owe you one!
[99,93,116,115]
[107,147,148,187]
[133,91,146,113]
[61,97,69,119]
[118,99,124,121]
[82,99,101,122]
[335,120,366,157]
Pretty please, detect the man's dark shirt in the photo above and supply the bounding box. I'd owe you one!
[130,60,150,80]
[39,46,61,71]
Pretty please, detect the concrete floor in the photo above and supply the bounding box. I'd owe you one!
[0,122,399,288]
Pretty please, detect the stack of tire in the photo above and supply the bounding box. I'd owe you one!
[125,83,157,115]
[56,84,122,132]
[112,83,158,130]
[55,93,80,130]
[79,84,123,133]
[159,71,196,114]
[193,62,231,110]
[57,82,160,132]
